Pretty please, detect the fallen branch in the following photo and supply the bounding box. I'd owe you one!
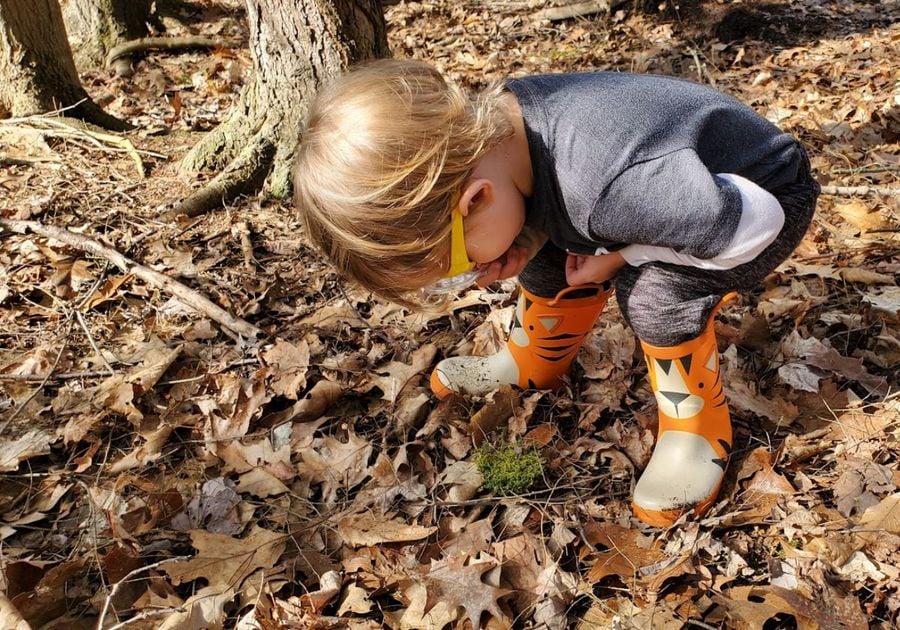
[0,219,263,339]
[107,36,219,66]
[0,370,114,382]
[820,185,898,197]
[533,0,627,22]
[0,154,61,166]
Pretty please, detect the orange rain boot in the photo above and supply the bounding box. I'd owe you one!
[430,285,612,398]
[632,294,737,528]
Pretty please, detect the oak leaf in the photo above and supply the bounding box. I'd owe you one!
[162,525,285,589]
[420,554,511,629]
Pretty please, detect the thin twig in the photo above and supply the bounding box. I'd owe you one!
[75,311,116,375]
[0,370,114,382]
[106,606,187,630]
[0,320,72,435]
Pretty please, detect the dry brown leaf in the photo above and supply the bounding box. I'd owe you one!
[367,344,437,403]
[0,595,29,630]
[83,273,131,309]
[862,285,900,319]
[266,378,343,424]
[215,435,295,479]
[440,460,483,503]
[261,338,310,399]
[834,199,886,232]
[580,323,636,380]
[299,570,343,613]
[470,305,514,356]
[469,385,519,446]
[833,459,894,517]
[299,299,368,330]
[837,267,896,285]
[297,430,374,505]
[781,330,886,395]
[6,558,87,628]
[200,374,270,444]
[162,525,285,589]
[584,522,692,591]
[157,585,234,630]
[337,582,375,616]
[108,422,174,473]
[858,493,900,535]
[523,422,557,447]
[236,467,290,498]
[712,584,867,630]
[742,447,795,496]
[493,532,576,624]
[337,512,438,547]
[599,419,653,470]
[0,429,55,472]
[440,518,495,558]
[420,554,512,629]
[171,477,242,534]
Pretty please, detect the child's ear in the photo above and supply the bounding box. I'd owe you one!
[458,178,493,217]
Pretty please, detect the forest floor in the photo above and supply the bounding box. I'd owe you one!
[0,0,898,628]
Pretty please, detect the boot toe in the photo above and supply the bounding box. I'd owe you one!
[430,366,458,399]
[632,431,726,527]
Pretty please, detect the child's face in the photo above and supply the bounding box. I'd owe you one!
[457,174,526,267]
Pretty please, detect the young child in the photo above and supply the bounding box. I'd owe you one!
[293,59,818,527]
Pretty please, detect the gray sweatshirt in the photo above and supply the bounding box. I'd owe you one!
[505,73,805,258]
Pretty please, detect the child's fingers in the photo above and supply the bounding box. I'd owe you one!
[565,253,582,274]
[475,261,502,287]
[501,247,527,278]
[565,254,586,284]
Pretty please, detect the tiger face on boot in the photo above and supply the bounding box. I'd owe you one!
[645,345,726,421]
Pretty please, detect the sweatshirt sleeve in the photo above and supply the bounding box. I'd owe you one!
[589,148,743,259]
[619,173,785,270]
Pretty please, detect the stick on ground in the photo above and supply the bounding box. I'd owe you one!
[0,219,263,339]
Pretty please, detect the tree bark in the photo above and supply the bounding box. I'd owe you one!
[60,0,150,72]
[0,0,130,130]
[173,0,389,217]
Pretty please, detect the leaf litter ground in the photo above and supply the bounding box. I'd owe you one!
[0,0,898,628]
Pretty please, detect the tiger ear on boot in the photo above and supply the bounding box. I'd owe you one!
[632,293,737,528]
[430,285,611,398]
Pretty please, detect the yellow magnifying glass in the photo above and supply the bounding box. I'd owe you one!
[423,209,485,295]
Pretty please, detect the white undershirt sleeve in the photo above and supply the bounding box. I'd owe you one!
[619,173,785,270]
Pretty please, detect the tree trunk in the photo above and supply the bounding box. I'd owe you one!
[0,0,130,130]
[173,0,389,217]
[60,0,151,72]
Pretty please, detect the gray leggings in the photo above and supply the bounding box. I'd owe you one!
[518,157,819,346]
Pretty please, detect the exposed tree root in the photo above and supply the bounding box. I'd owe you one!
[69,98,134,133]
[169,133,276,218]
[106,36,219,66]
[0,219,263,339]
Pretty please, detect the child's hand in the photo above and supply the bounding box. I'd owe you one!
[565,252,626,285]
[475,244,530,287]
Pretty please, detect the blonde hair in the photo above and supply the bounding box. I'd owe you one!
[294,59,514,308]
